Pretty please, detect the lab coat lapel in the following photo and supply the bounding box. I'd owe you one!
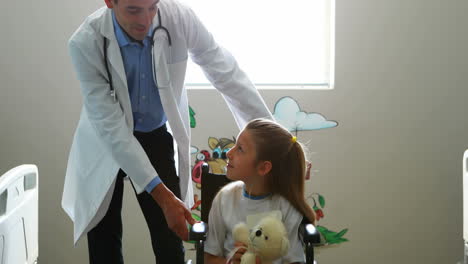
[153,37,192,206]
[100,8,133,127]
[153,36,188,140]
[107,41,134,126]
[101,9,127,95]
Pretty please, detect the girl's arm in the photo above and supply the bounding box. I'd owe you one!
[204,252,227,264]
[205,246,256,264]
[204,191,228,262]
[205,253,299,264]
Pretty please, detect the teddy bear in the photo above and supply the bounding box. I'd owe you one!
[232,216,290,264]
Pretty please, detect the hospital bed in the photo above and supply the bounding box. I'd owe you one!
[0,165,38,264]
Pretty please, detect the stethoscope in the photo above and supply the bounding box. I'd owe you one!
[103,9,172,102]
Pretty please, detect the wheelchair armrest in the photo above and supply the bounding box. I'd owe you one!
[189,221,208,241]
[189,222,208,264]
[299,218,320,264]
[299,217,321,244]
[300,223,321,244]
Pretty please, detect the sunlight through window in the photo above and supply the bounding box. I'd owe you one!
[185,0,334,89]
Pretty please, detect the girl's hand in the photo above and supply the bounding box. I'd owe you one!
[231,242,247,264]
[231,242,261,264]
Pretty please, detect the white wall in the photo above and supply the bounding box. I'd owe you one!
[0,0,467,263]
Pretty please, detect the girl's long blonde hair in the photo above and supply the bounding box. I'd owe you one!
[246,118,316,225]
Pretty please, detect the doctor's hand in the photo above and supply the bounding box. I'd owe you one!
[151,183,196,241]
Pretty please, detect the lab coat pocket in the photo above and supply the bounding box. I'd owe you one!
[155,63,171,90]
[168,60,187,99]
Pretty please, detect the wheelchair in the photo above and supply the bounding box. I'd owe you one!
[188,163,320,264]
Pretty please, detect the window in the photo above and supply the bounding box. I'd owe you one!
[185,0,335,89]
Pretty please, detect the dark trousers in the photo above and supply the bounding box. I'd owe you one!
[87,125,185,264]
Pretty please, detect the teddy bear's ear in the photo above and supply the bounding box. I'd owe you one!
[280,237,290,256]
[233,223,249,244]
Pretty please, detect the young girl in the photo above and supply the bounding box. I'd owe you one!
[204,118,316,264]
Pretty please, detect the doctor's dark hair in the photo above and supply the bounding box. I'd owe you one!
[245,118,316,225]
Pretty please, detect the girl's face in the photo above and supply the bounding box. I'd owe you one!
[226,129,259,183]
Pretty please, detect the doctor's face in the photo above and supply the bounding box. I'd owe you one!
[106,0,159,41]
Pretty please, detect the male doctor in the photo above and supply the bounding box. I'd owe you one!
[62,0,273,263]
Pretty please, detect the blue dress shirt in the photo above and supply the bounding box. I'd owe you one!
[112,12,163,193]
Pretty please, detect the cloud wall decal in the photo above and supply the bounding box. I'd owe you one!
[273,96,338,132]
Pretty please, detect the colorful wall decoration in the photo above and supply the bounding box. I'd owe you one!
[273,96,338,134]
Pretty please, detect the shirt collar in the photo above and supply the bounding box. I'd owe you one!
[242,187,272,200]
[112,10,153,47]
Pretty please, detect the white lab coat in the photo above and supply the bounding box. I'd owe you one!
[62,0,273,244]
